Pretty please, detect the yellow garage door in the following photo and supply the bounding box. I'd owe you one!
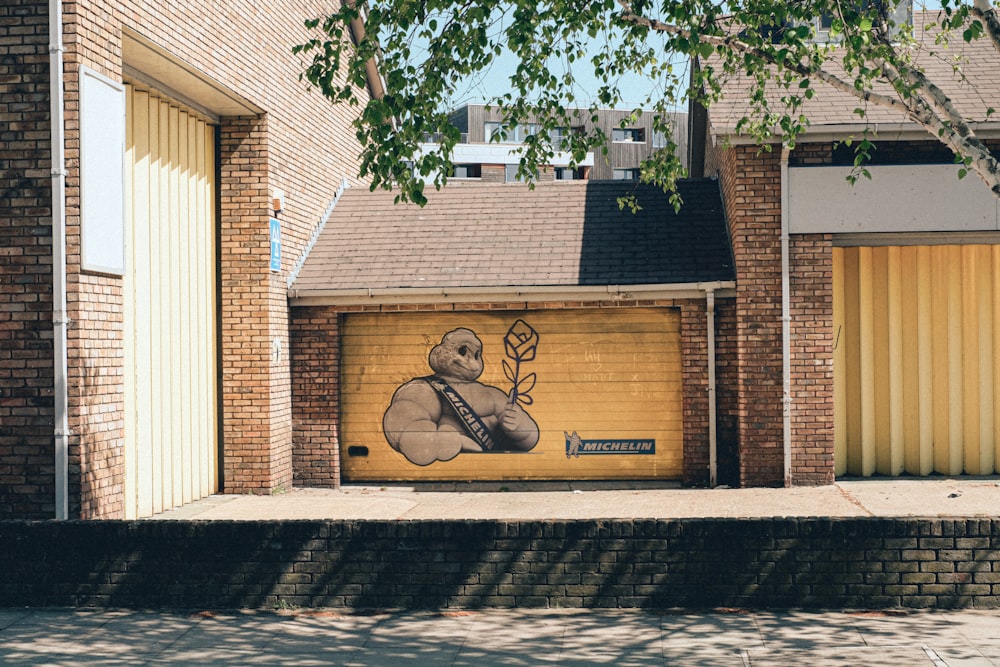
[341,308,683,481]
[123,85,218,518]
[834,245,1000,476]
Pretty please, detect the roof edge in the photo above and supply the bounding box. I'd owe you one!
[289,281,737,307]
[712,121,1000,145]
[287,178,350,290]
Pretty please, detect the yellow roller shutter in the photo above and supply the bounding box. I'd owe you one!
[834,245,1000,476]
[340,308,683,481]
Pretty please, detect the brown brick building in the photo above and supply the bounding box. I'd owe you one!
[6,4,998,521]
[692,11,1000,487]
[1,0,368,519]
[288,181,737,490]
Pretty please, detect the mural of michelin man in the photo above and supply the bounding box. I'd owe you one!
[383,327,539,466]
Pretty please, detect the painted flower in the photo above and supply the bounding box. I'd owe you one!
[504,319,539,362]
[503,319,539,406]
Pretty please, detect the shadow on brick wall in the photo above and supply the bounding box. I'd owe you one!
[0,518,997,610]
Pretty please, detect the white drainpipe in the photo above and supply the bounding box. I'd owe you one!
[706,288,718,487]
[780,148,792,487]
[49,0,69,519]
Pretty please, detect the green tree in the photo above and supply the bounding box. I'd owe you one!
[295,0,1000,205]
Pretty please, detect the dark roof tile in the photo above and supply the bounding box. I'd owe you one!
[291,180,734,295]
[709,11,1000,137]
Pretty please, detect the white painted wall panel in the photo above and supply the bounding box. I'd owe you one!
[789,165,999,234]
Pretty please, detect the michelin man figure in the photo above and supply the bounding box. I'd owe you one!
[383,328,539,466]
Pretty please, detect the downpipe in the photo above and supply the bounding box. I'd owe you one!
[706,289,718,487]
[49,0,69,519]
[780,148,792,487]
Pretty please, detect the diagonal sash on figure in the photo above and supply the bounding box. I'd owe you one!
[421,376,497,451]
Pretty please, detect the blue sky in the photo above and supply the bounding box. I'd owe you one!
[442,0,946,111]
[445,37,683,111]
[449,54,673,111]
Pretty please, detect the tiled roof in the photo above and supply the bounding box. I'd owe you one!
[708,11,1000,137]
[290,180,734,297]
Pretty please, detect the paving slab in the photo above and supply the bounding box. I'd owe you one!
[1,608,999,666]
[150,477,1000,522]
[744,646,943,666]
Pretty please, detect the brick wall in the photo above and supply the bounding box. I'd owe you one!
[290,307,342,488]
[290,298,734,488]
[0,0,55,519]
[69,274,126,518]
[1,517,997,609]
[788,139,1000,166]
[482,165,506,183]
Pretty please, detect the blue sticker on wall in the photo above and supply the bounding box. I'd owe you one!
[269,217,281,272]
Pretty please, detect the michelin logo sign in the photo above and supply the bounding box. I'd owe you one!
[564,431,655,458]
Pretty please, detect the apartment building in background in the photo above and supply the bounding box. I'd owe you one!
[414,104,689,183]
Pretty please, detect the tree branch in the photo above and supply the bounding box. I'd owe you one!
[971,0,1000,57]
[877,58,1000,196]
[616,0,913,116]
[616,0,1000,196]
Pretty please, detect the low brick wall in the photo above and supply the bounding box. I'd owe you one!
[1,518,998,610]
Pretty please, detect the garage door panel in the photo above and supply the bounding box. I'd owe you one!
[834,244,1000,476]
[341,308,683,481]
[123,85,218,519]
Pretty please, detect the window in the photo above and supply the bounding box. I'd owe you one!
[520,124,541,142]
[613,168,640,181]
[451,164,482,179]
[555,167,588,181]
[485,121,507,142]
[813,0,909,41]
[505,164,538,183]
[486,122,541,144]
[612,128,645,143]
[651,130,671,149]
[550,127,574,150]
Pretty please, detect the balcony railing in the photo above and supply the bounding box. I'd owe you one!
[421,132,470,144]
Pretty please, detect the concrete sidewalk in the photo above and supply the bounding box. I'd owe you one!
[1,606,998,665]
[150,478,1000,521]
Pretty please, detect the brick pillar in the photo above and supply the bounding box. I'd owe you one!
[717,146,785,487]
[789,234,834,484]
[0,0,56,518]
[713,298,740,487]
[681,300,710,486]
[218,116,292,493]
[290,306,341,488]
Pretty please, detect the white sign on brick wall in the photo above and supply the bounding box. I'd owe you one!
[80,66,126,275]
